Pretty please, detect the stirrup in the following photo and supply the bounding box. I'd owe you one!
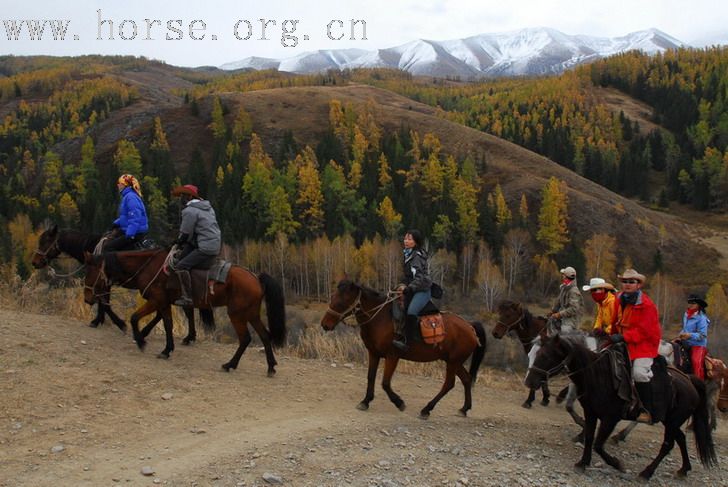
[174,297,193,307]
[635,410,653,425]
[392,340,409,352]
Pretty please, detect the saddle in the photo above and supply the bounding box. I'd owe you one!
[392,299,444,345]
[673,342,722,379]
[166,260,233,303]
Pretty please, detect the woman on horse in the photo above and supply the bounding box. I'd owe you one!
[392,229,432,352]
[170,184,222,307]
[582,277,618,337]
[105,174,149,252]
[677,294,710,380]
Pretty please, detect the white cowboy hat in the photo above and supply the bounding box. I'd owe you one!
[582,277,615,292]
[559,266,576,278]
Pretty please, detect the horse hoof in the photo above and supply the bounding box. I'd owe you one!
[221,364,232,372]
[182,338,195,346]
[674,469,688,478]
[356,402,369,411]
[521,401,532,409]
[419,410,430,419]
[572,433,584,444]
[458,409,468,417]
[157,352,170,359]
[136,340,146,351]
[89,322,100,328]
[397,402,406,412]
[540,399,550,407]
[267,369,276,378]
[638,471,652,482]
[573,462,586,473]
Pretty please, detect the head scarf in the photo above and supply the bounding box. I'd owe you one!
[117,174,142,197]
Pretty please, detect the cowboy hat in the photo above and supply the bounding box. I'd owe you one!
[582,277,615,292]
[687,294,708,309]
[559,266,576,278]
[171,184,199,198]
[618,268,646,283]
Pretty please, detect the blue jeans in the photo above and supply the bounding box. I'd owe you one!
[407,289,431,316]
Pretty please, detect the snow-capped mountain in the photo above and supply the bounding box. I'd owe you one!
[220,27,686,78]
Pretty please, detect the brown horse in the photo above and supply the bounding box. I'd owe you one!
[492,300,551,408]
[32,225,212,344]
[718,363,728,413]
[84,249,286,375]
[320,280,486,418]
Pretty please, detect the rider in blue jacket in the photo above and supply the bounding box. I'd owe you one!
[105,174,149,252]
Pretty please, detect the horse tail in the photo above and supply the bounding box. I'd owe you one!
[468,321,487,384]
[199,308,216,334]
[689,375,718,468]
[258,272,287,348]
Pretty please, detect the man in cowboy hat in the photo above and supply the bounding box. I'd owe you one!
[582,277,618,337]
[170,184,221,306]
[677,293,710,380]
[548,266,583,334]
[610,268,663,423]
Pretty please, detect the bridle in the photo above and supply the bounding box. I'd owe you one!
[528,343,609,381]
[324,289,400,327]
[33,235,60,266]
[496,308,526,333]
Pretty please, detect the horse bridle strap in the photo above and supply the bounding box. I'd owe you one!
[324,290,363,326]
[497,309,526,333]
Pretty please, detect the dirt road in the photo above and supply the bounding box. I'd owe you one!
[1,308,726,486]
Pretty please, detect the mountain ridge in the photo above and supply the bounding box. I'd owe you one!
[221,27,686,77]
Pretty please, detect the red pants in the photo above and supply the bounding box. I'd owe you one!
[691,346,707,380]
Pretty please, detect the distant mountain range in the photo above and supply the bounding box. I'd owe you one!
[220,27,686,78]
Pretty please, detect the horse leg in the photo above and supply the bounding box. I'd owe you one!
[140,313,162,339]
[455,364,473,417]
[157,307,175,359]
[555,385,570,404]
[610,421,637,444]
[182,307,196,345]
[381,356,405,412]
[222,314,251,372]
[357,351,380,411]
[639,425,676,480]
[565,383,586,442]
[89,302,105,327]
[522,388,536,409]
[574,411,597,472]
[248,314,277,377]
[420,362,457,419]
[130,301,162,351]
[103,303,128,332]
[673,425,692,477]
[593,416,624,472]
[540,382,551,406]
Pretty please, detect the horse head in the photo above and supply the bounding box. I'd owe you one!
[321,280,361,331]
[32,224,60,268]
[524,334,571,390]
[492,300,524,338]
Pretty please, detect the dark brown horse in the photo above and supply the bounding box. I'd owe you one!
[84,249,286,375]
[32,225,211,344]
[492,300,551,408]
[526,335,717,480]
[320,280,486,418]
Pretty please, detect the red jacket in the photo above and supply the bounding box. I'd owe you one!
[616,291,661,360]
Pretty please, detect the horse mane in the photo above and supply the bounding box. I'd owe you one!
[57,229,101,261]
[337,280,387,301]
[103,252,122,279]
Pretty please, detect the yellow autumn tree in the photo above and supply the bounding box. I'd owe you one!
[376,196,402,238]
[536,177,569,256]
[584,233,617,280]
[706,282,728,328]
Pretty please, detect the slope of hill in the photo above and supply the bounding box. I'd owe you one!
[207,84,718,283]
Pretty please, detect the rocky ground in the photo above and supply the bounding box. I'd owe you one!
[1,308,727,486]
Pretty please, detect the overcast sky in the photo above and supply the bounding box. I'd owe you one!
[2,0,726,67]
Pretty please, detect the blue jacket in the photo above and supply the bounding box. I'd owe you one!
[680,311,710,347]
[113,187,149,237]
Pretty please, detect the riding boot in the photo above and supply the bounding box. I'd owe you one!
[634,382,654,424]
[393,315,418,352]
[174,270,194,307]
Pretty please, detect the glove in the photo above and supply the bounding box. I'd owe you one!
[610,334,624,344]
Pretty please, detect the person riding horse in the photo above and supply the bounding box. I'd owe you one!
[170,184,222,307]
[392,229,432,352]
[610,268,663,424]
[582,277,618,338]
[104,174,149,252]
[549,266,583,333]
[676,294,711,380]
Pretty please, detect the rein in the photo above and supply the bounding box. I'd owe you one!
[324,289,400,327]
[529,345,610,380]
[86,249,167,301]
